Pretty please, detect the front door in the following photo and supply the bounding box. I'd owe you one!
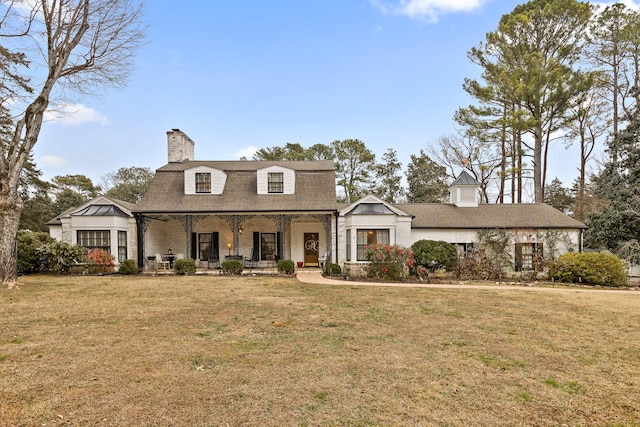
[303,233,319,267]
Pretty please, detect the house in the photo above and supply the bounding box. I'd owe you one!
[133,129,338,269]
[47,129,587,276]
[339,171,586,276]
[46,195,138,264]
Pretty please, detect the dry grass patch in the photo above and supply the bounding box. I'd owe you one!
[1,275,639,426]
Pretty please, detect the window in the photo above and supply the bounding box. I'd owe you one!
[260,233,277,260]
[117,231,127,263]
[455,243,474,256]
[77,230,110,253]
[195,172,211,193]
[356,229,390,261]
[199,233,213,260]
[515,243,543,271]
[268,172,284,193]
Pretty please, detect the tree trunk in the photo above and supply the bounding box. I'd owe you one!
[533,124,544,203]
[0,182,23,289]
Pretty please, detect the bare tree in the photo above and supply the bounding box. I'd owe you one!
[427,134,502,203]
[0,0,145,288]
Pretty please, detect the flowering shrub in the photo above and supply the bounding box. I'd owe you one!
[365,244,416,281]
[87,248,115,272]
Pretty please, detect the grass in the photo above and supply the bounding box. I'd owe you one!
[1,275,640,426]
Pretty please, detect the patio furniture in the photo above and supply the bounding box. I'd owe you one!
[244,249,257,268]
[208,254,220,269]
[155,253,170,270]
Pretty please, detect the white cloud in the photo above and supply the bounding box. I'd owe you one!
[234,145,258,160]
[44,103,110,126]
[38,155,68,168]
[372,0,489,22]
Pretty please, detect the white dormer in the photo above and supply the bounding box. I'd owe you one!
[257,165,295,195]
[184,166,227,195]
[449,170,480,207]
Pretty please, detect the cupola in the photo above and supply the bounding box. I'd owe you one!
[449,170,480,207]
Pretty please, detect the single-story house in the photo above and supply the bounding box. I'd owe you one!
[48,129,587,275]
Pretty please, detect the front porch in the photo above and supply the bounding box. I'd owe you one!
[137,212,335,271]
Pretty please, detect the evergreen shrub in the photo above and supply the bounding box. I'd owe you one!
[36,242,85,273]
[549,252,628,287]
[324,263,342,276]
[118,259,138,274]
[411,240,458,272]
[17,231,55,274]
[221,259,243,275]
[277,259,295,274]
[174,258,197,275]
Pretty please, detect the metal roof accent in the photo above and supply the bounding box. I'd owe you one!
[71,204,129,217]
[346,203,396,215]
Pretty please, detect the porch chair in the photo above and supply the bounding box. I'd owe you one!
[244,248,257,269]
[208,253,220,269]
[319,253,328,268]
[155,253,170,270]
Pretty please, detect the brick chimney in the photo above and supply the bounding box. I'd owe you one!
[167,129,195,163]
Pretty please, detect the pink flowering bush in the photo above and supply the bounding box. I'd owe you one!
[364,244,422,281]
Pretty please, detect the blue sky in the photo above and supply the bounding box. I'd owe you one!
[33,0,640,190]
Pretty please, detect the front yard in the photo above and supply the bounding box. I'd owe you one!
[1,275,639,425]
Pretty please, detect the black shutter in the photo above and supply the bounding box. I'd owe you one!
[212,232,219,260]
[253,232,260,260]
[276,231,282,260]
[191,233,197,259]
[514,243,522,272]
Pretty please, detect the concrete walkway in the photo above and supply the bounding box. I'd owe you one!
[295,271,640,294]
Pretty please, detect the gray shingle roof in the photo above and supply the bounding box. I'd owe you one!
[135,160,338,213]
[397,203,586,229]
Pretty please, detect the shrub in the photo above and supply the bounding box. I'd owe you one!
[36,242,85,273]
[324,263,342,277]
[17,231,55,274]
[221,259,243,275]
[411,240,458,272]
[277,259,295,274]
[455,248,505,281]
[174,258,197,275]
[118,259,138,275]
[87,248,114,272]
[549,252,628,287]
[365,244,414,281]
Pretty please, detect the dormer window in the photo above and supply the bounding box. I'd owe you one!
[257,165,294,195]
[195,172,211,193]
[268,172,284,193]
